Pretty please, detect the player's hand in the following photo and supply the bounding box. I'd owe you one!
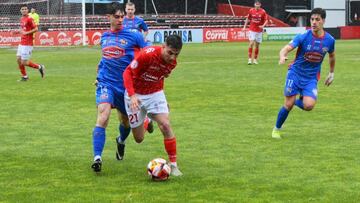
[130,95,141,112]
[20,30,27,35]
[242,27,246,31]
[325,72,334,86]
[259,25,264,29]
[279,56,288,65]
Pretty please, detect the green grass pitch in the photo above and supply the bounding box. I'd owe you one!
[0,40,360,202]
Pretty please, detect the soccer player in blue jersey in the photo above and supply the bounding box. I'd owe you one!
[91,2,148,172]
[123,2,149,40]
[272,8,336,139]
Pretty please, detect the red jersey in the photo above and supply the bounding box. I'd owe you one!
[20,15,36,46]
[123,46,177,96]
[246,8,268,32]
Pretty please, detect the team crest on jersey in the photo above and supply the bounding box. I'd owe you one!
[100,93,108,100]
[322,47,328,53]
[103,46,125,59]
[120,39,128,45]
[130,60,138,69]
[286,87,292,93]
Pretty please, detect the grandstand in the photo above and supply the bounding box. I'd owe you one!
[0,13,279,32]
[0,0,281,32]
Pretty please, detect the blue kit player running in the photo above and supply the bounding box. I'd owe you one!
[272,8,336,139]
[91,2,148,172]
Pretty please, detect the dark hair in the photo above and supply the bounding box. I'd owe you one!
[254,0,261,4]
[106,2,124,15]
[311,8,326,19]
[20,4,28,9]
[166,35,183,50]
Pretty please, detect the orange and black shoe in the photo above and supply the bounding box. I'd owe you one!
[144,117,154,134]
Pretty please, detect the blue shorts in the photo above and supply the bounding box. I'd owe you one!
[95,83,126,115]
[283,70,318,100]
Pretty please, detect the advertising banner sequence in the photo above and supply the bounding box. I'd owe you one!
[3,27,344,47]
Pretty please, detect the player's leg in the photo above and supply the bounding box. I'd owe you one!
[92,102,112,172]
[115,111,131,160]
[20,46,45,78]
[273,71,299,139]
[151,113,182,176]
[16,46,28,81]
[114,92,131,160]
[91,85,114,172]
[124,92,147,143]
[248,40,255,65]
[273,95,296,139]
[248,31,256,64]
[253,32,262,64]
[299,80,318,111]
[146,91,182,176]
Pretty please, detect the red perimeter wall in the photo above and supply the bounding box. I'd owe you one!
[340,26,360,39]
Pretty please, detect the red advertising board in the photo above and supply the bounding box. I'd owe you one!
[0,30,103,46]
[340,26,360,39]
[203,28,249,42]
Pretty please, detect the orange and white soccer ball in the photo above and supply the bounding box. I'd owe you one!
[147,158,171,181]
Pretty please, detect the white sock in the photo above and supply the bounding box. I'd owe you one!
[94,155,102,161]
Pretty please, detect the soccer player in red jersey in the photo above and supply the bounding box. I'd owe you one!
[123,35,183,176]
[242,0,268,65]
[12,5,45,82]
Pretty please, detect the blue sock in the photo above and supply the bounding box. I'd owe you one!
[119,124,131,143]
[295,99,304,110]
[275,106,290,129]
[93,126,106,157]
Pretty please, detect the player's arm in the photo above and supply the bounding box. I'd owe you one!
[279,44,294,65]
[242,16,249,30]
[141,20,149,39]
[259,14,268,29]
[325,52,335,86]
[242,10,251,30]
[21,19,38,35]
[21,27,38,35]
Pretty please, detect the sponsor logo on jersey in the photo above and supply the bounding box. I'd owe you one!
[141,72,161,82]
[304,52,323,63]
[145,47,155,54]
[102,46,125,59]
